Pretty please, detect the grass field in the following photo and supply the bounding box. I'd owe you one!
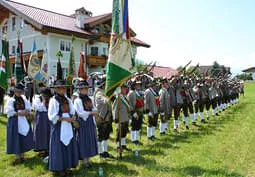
[0,82,254,177]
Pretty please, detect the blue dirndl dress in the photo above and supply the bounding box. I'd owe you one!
[33,111,51,151]
[48,121,79,171]
[77,115,98,159]
[7,116,33,154]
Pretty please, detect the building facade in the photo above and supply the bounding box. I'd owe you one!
[0,0,150,79]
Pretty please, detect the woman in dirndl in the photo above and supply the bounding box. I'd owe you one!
[6,83,33,165]
[73,80,98,168]
[32,87,52,157]
[48,80,78,176]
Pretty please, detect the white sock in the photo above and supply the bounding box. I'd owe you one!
[131,131,136,142]
[104,140,108,152]
[121,138,126,146]
[212,109,215,116]
[200,112,204,120]
[160,122,164,133]
[147,127,150,137]
[185,117,189,126]
[136,131,139,141]
[191,114,195,122]
[163,123,167,132]
[206,110,209,118]
[152,127,155,136]
[98,141,102,154]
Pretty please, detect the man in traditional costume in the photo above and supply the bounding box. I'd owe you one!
[112,84,131,151]
[144,80,160,139]
[127,80,144,143]
[94,77,114,158]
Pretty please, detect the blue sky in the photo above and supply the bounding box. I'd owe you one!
[17,0,255,75]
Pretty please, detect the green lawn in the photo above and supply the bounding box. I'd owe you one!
[0,82,255,177]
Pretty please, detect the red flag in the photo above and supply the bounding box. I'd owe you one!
[78,52,88,80]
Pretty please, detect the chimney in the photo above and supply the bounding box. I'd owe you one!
[75,7,92,29]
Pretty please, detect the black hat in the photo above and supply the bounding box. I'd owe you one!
[39,88,52,97]
[14,83,25,92]
[75,80,89,89]
[51,80,70,88]
[96,77,106,88]
[151,79,159,86]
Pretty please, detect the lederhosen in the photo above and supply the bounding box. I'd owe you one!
[116,95,129,142]
[148,88,159,127]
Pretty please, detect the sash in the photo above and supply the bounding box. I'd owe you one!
[60,113,73,146]
[135,90,144,108]
[120,95,130,112]
[150,88,160,106]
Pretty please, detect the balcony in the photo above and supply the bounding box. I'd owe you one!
[86,55,107,68]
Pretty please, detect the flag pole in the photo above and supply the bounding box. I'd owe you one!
[117,91,122,159]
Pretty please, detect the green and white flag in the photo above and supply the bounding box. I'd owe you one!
[105,0,134,98]
[0,39,11,91]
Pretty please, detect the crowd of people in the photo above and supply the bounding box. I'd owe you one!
[2,72,243,176]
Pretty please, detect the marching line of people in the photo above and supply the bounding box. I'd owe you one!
[3,74,242,176]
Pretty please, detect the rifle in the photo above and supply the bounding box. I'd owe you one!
[187,63,199,76]
[177,60,192,75]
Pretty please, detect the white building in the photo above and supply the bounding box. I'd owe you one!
[0,0,150,79]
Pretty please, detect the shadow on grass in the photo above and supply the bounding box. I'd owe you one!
[0,117,7,125]
[22,155,48,170]
[73,161,139,177]
[170,165,245,177]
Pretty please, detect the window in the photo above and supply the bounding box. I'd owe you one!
[91,47,98,56]
[12,46,16,54]
[20,18,26,29]
[103,48,107,56]
[2,21,8,35]
[59,40,71,52]
[12,17,16,31]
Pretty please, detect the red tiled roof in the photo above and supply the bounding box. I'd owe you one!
[2,0,93,36]
[1,0,150,47]
[131,37,150,48]
[148,66,177,78]
[242,67,255,73]
[84,13,111,24]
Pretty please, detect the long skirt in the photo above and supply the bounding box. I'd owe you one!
[6,116,33,154]
[77,116,98,159]
[33,111,51,151]
[48,122,79,171]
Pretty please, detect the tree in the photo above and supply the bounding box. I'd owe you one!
[235,73,253,80]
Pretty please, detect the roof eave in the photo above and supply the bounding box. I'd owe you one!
[42,25,99,40]
[1,0,43,30]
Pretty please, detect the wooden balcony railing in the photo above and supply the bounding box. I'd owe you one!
[86,55,107,68]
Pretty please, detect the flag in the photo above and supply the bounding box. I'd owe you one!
[0,39,11,91]
[78,52,88,80]
[56,57,63,80]
[40,49,48,84]
[67,43,76,84]
[18,40,27,75]
[105,0,134,98]
[14,38,24,84]
[28,40,41,81]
